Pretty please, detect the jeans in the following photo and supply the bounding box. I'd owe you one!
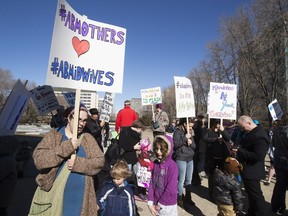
[176,160,194,196]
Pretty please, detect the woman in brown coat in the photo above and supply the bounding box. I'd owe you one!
[32,105,105,215]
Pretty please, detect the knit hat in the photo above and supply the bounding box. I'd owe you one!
[156,103,163,109]
[63,104,87,118]
[140,138,151,151]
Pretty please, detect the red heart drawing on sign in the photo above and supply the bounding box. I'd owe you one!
[72,36,90,57]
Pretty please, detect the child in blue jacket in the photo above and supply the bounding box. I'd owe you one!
[96,159,137,216]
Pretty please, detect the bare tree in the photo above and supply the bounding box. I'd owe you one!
[0,68,16,110]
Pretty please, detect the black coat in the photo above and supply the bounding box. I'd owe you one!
[237,125,269,180]
[203,129,231,173]
[203,129,231,160]
[119,127,141,165]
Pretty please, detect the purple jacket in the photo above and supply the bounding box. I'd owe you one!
[148,135,178,206]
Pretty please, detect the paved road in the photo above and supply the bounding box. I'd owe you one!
[7,133,288,216]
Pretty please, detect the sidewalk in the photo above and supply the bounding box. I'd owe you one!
[7,134,288,216]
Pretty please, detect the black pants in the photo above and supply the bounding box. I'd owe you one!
[271,158,288,213]
[197,152,206,173]
[243,178,266,216]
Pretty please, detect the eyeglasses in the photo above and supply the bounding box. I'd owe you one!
[78,118,88,123]
[71,115,88,123]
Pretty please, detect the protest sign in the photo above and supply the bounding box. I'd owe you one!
[174,76,195,118]
[0,80,30,136]
[30,85,60,115]
[46,0,126,93]
[140,87,162,105]
[100,92,115,122]
[268,99,284,121]
[207,82,237,120]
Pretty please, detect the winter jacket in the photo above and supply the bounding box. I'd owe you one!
[213,168,243,211]
[97,180,137,216]
[119,127,141,165]
[152,110,169,133]
[84,118,103,151]
[115,106,138,132]
[173,127,196,162]
[236,125,269,180]
[148,135,178,206]
[272,125,288,159]
[203,128,231,160]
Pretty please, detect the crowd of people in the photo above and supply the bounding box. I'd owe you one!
[1,100,288,216]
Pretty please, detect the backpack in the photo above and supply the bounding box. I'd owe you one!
[103,134,124,171]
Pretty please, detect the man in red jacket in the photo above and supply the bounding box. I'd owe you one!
[115,100,138,133]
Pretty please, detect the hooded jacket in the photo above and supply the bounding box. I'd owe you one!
[148,135,178,206]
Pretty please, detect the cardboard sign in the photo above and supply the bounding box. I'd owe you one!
[174,76,195,118]
[207,82,237,120]
[46,0,126,93]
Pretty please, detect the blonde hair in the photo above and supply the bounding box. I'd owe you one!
[110,159,133,179]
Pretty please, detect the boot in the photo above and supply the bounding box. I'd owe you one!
[184,192,195,206]
[177,195,184,208]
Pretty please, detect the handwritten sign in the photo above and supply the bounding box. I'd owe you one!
[100,92,115,122]
[135,163,152,189]
[30,85,60,115]
[207,82,237,120]
[0,80,30,136]
[140,87,162,105]
[174,76,195,118]
[46,0,126,93]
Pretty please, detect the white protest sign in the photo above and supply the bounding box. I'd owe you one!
[0,80,30,136]
[100,92,115,122]
[30,85,60,115]
[174,76,195,118]
[140,87,162,105]
[268,99,284,121]
[207,82,237,120]
[46,0,126,93]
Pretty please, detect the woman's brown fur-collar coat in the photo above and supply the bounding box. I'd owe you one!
[33,129,105,215]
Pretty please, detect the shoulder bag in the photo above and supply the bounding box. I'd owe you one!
[152,112,162,129]
[28,134,84,216]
